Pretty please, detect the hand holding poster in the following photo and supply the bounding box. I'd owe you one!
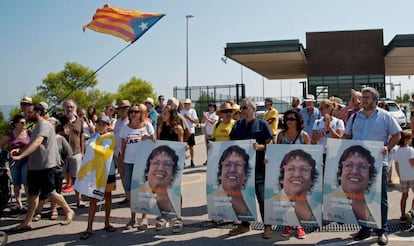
[206,140,257,222]
[130,140,186,218]
[74,132,115,200]
[264,144,323,227]
[323,138,382,228]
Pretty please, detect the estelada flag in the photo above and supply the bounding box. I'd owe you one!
[83,4,164,42]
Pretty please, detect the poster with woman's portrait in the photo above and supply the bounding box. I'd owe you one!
[264,144,323,227]
[130,140,186,218]
[206,140,257,222]
[323,138,383,228]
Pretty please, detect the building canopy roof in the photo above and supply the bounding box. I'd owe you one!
[224,32,414,79]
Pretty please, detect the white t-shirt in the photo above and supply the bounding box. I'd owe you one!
[394,146,414,181]
[312,116,345,153]
[120,122,154,164]
[204,112,219,135]
[180,108,198,134]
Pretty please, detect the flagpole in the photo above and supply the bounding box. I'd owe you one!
[48,41,135,114]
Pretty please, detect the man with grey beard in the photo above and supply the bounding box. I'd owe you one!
[59,99,85,208]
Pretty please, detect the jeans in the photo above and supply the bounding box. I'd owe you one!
[361,165,388,235]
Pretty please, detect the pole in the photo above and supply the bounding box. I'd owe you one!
[185,15,193,99]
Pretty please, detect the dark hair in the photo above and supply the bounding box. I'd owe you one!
[12,114,25,125]
[33,103,46,116]
[265,98,273,104]
[281,109,304,131]
[337,145,377,192]
[217,145,251,189]
[144,145,180,187]
[279,149,319,192]
[399,130,411,146]
[208,102,217,111]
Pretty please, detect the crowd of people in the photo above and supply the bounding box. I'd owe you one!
[1,87,414,245]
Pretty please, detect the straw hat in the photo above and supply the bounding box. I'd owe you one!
[117,100,131,109]
[216,102,236,115]
[232,103,241,113]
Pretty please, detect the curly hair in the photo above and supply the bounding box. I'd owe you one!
[144,145,180,187]
[336,145,377,192]
[217,145,251,189]
[278,149,319,192]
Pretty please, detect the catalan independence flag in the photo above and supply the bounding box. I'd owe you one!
[83,4,165,42]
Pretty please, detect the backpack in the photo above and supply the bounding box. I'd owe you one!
[0,149,11,217]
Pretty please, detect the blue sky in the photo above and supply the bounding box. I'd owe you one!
[1,0,414,106]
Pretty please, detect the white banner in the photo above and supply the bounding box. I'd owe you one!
[74,133,115,200]
[206,140,258,222]
[130,140,186,218]
[264,144,323,227]
[323,138,383,228]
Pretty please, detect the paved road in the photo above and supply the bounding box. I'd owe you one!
[1,135,413,245]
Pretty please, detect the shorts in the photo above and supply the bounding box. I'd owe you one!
[65,153,82,178]
[124,163,134,191]
[10,160,28,186]
[27,168,56,198]
[105,174,116,192]
[114,153,125,176]
[399,180,414,193]
[187,133,196,146]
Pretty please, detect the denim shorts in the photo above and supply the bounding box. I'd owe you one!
[124,163,134,191]
[10,160,28,186]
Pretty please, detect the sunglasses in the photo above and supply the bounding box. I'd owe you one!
[240,106,248,110]
[220,109,233,114]
[129,110,141,114]
[20,103,31,106]
[286,117,297,121]
[18,121,26,124]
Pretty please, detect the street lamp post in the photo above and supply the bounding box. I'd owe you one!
[185,14,193,99]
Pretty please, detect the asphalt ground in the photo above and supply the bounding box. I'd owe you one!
[1,135,414,246]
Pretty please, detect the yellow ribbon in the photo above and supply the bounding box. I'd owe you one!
[77,134,115,188]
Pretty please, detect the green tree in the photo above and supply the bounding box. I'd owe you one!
[194,91,216,119]
[116,77,156,104]
[0,111,9,139]
[34,62,115,113]
[402,93,411,103]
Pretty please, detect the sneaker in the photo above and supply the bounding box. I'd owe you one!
[281,225,294,237]
[296,226,306,239]
[353,229,370,241]
[400,215,407,224]
[228,224,250,235]
[262,225,273,239]
[377,233,388,245]
[190,160,195,167]
[62,185,74,193]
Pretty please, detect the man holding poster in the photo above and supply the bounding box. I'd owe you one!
[229,98,273,239]
[343,87,401,245]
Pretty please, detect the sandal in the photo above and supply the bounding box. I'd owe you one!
[155,218,169,231]
[80,231,93,240]
[50,211,58,220]
[171,219,183,233]
[125,220,135,230]
[137,220,148,231]
[104,225,116,232]
[32,213,42,222]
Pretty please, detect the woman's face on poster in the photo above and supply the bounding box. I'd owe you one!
[148,151,175,189]
[220,152,246,192]
[283,156,313,196]
[341,153,371,194]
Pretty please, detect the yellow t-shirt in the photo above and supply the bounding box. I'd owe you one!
[263,108,278,135]
[212,119,235,141]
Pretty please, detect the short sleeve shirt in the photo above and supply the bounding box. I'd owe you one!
[29,120,59,170]
[120,123,154,164]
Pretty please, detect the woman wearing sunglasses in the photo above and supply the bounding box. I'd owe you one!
[275,109,310,239]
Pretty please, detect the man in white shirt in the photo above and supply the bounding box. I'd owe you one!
[180,99,199,167]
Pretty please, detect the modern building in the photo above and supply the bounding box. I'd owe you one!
[224,29,414,101]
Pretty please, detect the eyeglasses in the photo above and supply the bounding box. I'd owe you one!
[150,160,173,170]
[129,110,141,114]
[286,117,297,121]
[342,162,370,173]
[241,106,249,110]
[222,162,245,171]
[284,165,311,175]
[220,109,233,114]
